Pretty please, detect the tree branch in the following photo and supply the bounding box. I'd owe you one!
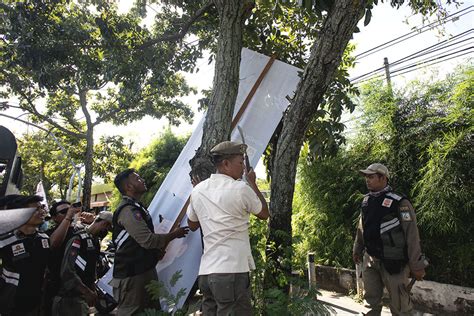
[138,0,213,49]
[4,99,86,139]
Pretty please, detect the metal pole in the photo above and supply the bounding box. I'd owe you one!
[307,252,316,291]
[384,57,392,92]
[67,172,75,201]
[356,262,364,297]
[75,166,82,203]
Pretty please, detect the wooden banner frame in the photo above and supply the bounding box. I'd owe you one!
[169,54,277,232]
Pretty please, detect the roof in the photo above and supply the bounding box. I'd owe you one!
[90,183,114,195]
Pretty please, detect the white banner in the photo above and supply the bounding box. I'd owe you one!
[100,48,301,312]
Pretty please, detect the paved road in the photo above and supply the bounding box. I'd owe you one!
[91,289,434,315]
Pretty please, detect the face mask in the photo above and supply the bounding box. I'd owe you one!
[39,220,49,232]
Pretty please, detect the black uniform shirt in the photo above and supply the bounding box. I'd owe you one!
[0,230,50,314]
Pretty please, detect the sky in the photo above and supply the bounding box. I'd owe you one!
[1,1,472,173]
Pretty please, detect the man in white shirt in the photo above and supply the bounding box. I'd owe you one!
[187,141,269,315]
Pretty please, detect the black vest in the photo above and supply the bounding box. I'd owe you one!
[112,197,160,278]
[70,230,100,290]
[0,231,50,314]
[361,191,408,265]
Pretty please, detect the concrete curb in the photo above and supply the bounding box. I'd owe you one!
[314,265,474,315]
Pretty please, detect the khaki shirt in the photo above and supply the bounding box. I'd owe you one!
[116,204,167,250]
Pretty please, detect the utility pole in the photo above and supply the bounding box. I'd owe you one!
[383,57,392,93]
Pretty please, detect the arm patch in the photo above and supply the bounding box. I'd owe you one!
[400,211,412,221]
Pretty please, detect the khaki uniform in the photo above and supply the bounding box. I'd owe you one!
[111,197,167,316]
[354,194,426,315]
[52,230,100,316]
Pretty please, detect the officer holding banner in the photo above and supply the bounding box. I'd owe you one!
[187,141,269,315]
[111,169,189,315]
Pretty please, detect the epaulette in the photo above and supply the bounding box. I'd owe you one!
[386,192,402,201]
[0,232,18,248]
[37,232,49,239]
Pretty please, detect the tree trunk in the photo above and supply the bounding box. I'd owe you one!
[266,0,367,289]
[79,89,94,210]
[189,0,254,181]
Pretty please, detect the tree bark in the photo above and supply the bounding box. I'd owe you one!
[189,0,254,181]
[78,89,94,210]
[266,0,367,289]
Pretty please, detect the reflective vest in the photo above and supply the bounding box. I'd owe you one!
[361,191,408,263]
[71,230,100,290]
[112,197,161,278]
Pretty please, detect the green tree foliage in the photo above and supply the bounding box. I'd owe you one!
[293,65,473,286]
[0,1,194,207]
[129,129,188,206]
[16,129,132,201]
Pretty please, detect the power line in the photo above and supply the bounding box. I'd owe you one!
[390,50,473,79]
[391,45,473,75]
[390,30,473,67]
[351,29,473,82]
[355,5,474,60]
[352,48,473,85]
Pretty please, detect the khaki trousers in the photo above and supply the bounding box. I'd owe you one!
[199,273,252,316]
[362,252,412,316]
[112,268,161,316]
[52,296,88,316]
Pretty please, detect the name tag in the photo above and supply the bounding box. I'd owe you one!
[12,243,26,256]
[382,198,393,208]
[41,239,49,249]
[87,239,94,249]
[362,196,369,205]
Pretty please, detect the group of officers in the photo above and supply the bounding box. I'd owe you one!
[0,194,113,316]
[1,140,427,316]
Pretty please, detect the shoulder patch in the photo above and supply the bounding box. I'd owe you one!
[72,239,81,249]
[133,210,143,221]
[400,211,412,221]
[382,198,393,208]
[386,192,402,201]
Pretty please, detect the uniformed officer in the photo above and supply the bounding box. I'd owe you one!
[42,200,82,315]
[111,169,189,316]
[353,163,428,316]
[52,211,113,316]
[0,195,50,316]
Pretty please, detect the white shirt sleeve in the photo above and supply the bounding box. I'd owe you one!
[186,196,199,222]
[241,184,263,215]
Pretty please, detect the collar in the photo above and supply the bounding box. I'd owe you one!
[368,185,392,197]
[211,173,240,181]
